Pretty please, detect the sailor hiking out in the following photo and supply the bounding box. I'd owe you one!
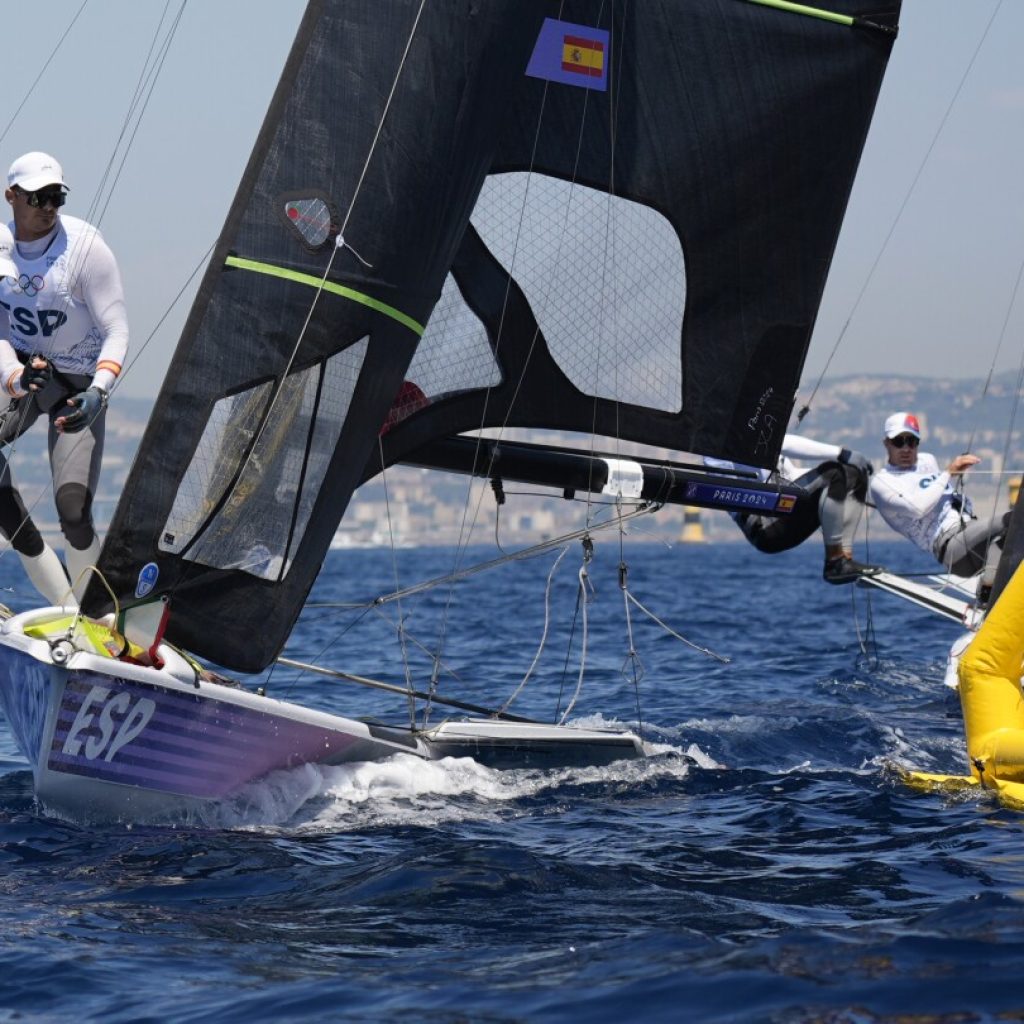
[869,411,1006,603]
[0,152,128,605]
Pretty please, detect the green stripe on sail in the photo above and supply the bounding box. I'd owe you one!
[224,255,425,337]
[740,0,854,27]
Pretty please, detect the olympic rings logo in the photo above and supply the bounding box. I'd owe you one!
[13,274,45,297]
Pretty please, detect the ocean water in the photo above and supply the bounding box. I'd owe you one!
[0,538,1018,1022]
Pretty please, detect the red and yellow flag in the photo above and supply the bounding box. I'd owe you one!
[561,35,605,78]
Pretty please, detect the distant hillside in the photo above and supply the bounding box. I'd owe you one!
[111,372,1024,464]
[3,374,1018,549]
[792,371,1021,459]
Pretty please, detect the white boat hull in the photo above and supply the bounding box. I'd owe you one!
[0,608,646,821]
[0,608,425,821]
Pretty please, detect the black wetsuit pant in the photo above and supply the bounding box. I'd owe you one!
[0,371,104,557]
[735,461,866,554]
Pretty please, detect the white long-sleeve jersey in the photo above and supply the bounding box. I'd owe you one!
[869,453,962,555]
[0,215,128,396]
[705,433,844,483]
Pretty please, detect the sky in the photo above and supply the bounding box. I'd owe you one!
[2,0,1022,401]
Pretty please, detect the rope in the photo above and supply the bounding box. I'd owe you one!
[363,503,656,607]
[618,556,645,741]
[623,591,730,664]
[498,546,570,714]
[558,544,594,724]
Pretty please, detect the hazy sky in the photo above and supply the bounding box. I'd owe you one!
[3,0,1020,401]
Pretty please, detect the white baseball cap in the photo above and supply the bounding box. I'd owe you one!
[883,411,921,440]
[7,151,66,192]
[0,224,16,279]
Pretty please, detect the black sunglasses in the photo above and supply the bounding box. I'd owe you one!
[889,434,919,449]
[16,186,67,209]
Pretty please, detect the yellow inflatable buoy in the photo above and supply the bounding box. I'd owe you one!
[906,559,1024,807]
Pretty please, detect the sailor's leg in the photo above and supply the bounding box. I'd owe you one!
[817,482,846,553]
[19,545,73,606]
[944,513,1010,584]
[50,402,106,601]
[65,536,102,602]
[737,489,821,554]
[0,398,69,604]
[809,462,864,554]
[0,461,71,605]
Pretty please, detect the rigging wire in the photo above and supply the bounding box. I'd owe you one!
[90,2,187,232]
[797,0,1005,423]
[364,503,656,607]
[375,434,417,726]
[0,0,90,149]
[622,591,729,664]
[962,252,1024,456]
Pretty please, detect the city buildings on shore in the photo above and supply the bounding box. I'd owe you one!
[2,375,1019,553]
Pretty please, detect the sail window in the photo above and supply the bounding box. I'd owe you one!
[472,172,684,413]
[408,273,503,400]
[159,339,369,580]
[279,193,338,250]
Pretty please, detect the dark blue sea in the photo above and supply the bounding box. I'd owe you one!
[0,538,1017,1022]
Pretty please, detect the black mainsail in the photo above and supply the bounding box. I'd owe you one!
[86,0,901,670]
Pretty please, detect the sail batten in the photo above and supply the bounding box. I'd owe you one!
[85,0,901,671]
[224,256,426,336]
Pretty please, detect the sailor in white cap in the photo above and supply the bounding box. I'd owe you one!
[870,411,1006,602]
[0,151,129,606]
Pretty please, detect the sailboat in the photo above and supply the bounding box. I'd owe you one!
[0,0,901,821]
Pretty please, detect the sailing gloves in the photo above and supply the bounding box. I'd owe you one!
[22,354,51,392]
[838,448,872,476]
[59,386,108,434]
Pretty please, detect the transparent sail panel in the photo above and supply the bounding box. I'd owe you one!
[412,273,503,400]
[473,172,684,412]
[283,196,334,248]
[160,339,368,580]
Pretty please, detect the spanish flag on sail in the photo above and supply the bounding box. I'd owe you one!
[562,35,604,79]
[526,18,610,92]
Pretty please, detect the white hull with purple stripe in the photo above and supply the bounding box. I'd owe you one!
[0,607,428,821]
[0,608,646,821]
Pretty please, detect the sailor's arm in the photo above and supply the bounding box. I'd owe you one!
[782,433,871,473]
[80,235,128,394]
[781,434,841,461]
[947,453,980,476]
[0,308,24,397]
[869,467,949,517]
